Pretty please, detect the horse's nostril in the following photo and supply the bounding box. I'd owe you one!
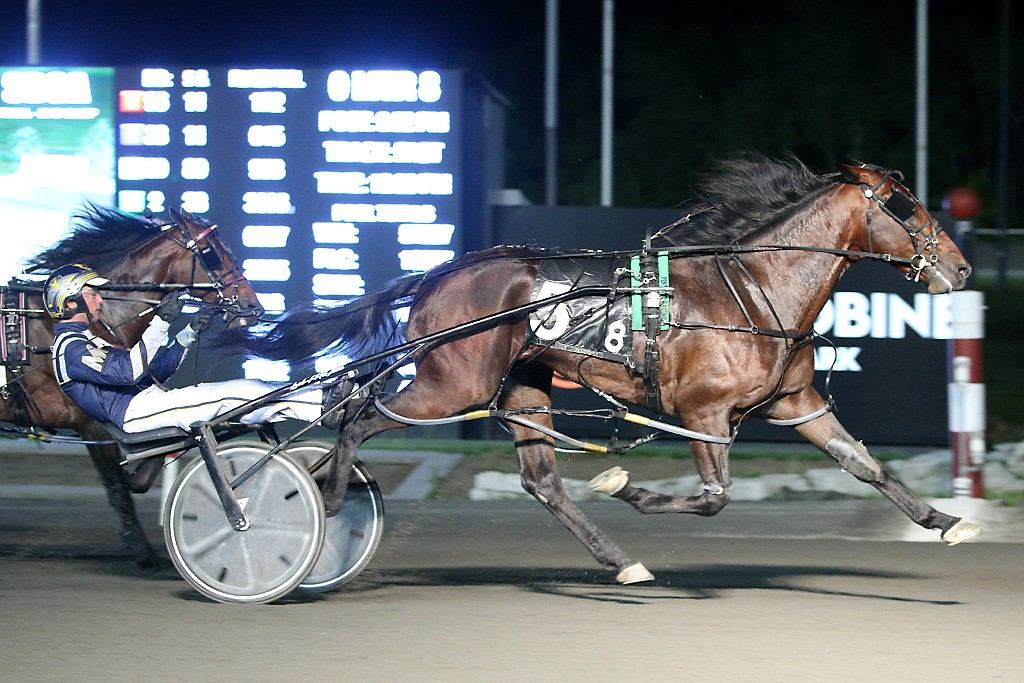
[957,265,972,282]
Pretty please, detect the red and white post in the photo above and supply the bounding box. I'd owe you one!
[948,290,985,498]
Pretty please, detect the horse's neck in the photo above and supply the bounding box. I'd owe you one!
[745,186,860,332]
[99,259,162,345]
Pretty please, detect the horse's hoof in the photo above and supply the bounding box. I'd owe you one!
[616,562,655,585]
[589,466,629,495]
[942,519,982,546]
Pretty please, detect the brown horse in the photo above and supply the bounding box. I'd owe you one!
[228,156,978,584]
[1,206,260,567]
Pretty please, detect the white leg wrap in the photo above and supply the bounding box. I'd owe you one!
[616,562,655,584]
[588,466,629,495]
[942,520,982,546]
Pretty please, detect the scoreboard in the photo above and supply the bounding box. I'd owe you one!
[1,65,468,381]
[113,67,463,319]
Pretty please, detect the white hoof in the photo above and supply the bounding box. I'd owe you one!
[942,520,982,546]
[588,466,629,496]
[616,562,655,585]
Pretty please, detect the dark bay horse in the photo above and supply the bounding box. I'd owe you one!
[229,157,978,584]
[1,207,260,567]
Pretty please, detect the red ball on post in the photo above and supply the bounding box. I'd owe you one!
[944,186,982,220]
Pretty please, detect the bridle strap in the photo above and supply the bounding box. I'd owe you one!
[157,218,248,301]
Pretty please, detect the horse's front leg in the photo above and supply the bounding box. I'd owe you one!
[767,387,981,544]
[78,422,160,568]
[589,409,732,516]
[501,375,653,584]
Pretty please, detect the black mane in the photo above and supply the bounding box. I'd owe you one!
[664,155,835,246]
[26,205,161,272]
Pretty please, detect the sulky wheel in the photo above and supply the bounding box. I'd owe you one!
[163,442,325,604]
[283,441,385,593]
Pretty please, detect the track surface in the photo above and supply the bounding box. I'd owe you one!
[2,495,1022,682]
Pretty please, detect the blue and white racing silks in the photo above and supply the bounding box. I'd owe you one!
[51,318,191,427]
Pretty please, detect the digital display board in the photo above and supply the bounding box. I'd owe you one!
[113,67,462,316]
[0,67,116,279]
[1,65,465,383]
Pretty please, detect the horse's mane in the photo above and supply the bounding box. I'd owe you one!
[26,204,161,271]
[664,154,835,246]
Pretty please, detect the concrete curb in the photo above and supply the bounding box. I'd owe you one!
[0,448,462,502]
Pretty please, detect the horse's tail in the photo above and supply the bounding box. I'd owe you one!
[217,273,423,364]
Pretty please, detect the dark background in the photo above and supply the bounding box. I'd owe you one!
[1,0,1019,221]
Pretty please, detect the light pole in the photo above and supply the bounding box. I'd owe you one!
[27,0,42,65]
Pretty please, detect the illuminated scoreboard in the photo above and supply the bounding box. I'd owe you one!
[114,67,463,317]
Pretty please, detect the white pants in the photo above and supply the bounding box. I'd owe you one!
[121,379,324,433]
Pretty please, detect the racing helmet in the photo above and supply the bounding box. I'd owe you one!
[42,264,109,319]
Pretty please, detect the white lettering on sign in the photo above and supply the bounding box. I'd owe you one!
[250,91,287,113]
[181,69,210,88]
[330,203,437,224]
[242,192,293,214]
[140,69,174,88]
[119,123,169,146]
[242,225,290,248]
[180,191,209,213]
[322,140,445,164]
[814,347,862,372]
[1,70,92,105]
[313,273,365,296]
[182,91,207,112]
[317,109,450,134]
[326,70,442,103]
[182,124,207,146]
[312,222,359,244]
[248,158,286,180]
[313,247,360,270]
[809,292,952,372]
[314,171,452,195]
[248,125,286,147]
[118,156,170,180]
[814,292,952,340]
[181,157,210,180]
[227,69,306,89]
[397,223,454,246]
[397,249,454,272]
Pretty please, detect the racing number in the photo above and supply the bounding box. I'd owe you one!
[529,281,572,340]
[604,319,627,354]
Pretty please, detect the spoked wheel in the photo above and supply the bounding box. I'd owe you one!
[284,441,385,593]
[163,442,325,604]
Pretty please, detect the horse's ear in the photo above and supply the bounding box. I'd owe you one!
[168,206,184,225]
[838,161,870,185]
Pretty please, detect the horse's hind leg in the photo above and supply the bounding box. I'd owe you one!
[319,334,513,514]
[80,423,159,568]
[770,388,980,544]
[501,374,652,584]
[590,409,733,516]
[319,405,404,516]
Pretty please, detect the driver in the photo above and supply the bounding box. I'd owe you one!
[45,263,345,433]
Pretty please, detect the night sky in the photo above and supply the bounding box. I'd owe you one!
[0,1,1018,211]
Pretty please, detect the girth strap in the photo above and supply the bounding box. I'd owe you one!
[637,241,665,413]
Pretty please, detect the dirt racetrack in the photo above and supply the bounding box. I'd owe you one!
[2,491,1022,682]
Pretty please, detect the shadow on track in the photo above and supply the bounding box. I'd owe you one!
[329,564,960,606]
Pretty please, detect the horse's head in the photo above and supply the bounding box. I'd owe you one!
[840,163,971,294]
[162,207,263,326]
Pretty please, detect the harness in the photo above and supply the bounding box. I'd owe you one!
[0,286,49,424]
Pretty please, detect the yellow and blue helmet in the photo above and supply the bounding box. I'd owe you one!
[42,264,108,319]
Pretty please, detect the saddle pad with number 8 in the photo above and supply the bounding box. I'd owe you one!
[527,256,634,366]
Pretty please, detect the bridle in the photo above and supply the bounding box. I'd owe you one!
[858,169,943,283]
[157,211,250,306]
